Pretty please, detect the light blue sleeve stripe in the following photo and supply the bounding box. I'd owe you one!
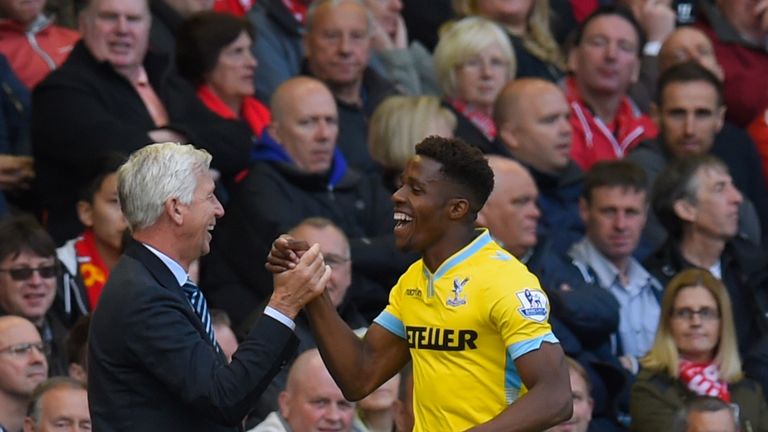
[373,310,406,339]
[507,333,559,360]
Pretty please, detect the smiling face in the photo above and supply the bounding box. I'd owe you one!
[570,14,639,97]
[206,31,258,105]
[304,0,371,89]
[454,42,511,112]
[0,252,57,327]
[79,0,151,76]
[179,171,224,262]
[580,186,647,268]
[656,81,725,159]
[0,317,48,399]
[670,285,721,363]
[392,156,453,254]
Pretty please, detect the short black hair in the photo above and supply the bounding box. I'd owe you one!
[582,160,648,204]
[656,60,724,107]
[77,153,126,203]
[414,136,494,215]
[176,11,255,86]
[0,215,56,263]
[652,154,727,240]
[572,5,646,57]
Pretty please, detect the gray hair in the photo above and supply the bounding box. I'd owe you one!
[27,377,87,424]
[117,142,212,231]
[671,395,738,432]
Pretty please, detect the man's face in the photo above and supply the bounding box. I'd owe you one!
[78,173,128,254]
[290,225,351,309]
[0,319,48,399]
[686,408,737,432]
[547,368,593,432]
[26,387,91,432]
[281,368,355,432]
[392,156,453,254]
[501,86,573,174]
[656,81,725,159]
[453,42,510,111]
[658,28,723,78]
[0,252,57,327]
[570,14,639,96]
[271,86,338,174]
[684,166,742,241]
[305,1,371,88]
[479,160,540,258]
[180,171,224,260]
[580,186,647,266]
[0,0,44,25]
[79,0,150,72]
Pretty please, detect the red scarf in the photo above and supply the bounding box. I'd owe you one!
[448,98,496,141]
[212,0,253,16]
[679,359,731,402]
[196,85,271,137]
[73,229,109,311]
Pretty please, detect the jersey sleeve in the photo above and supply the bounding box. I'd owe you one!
[488,264,558,360]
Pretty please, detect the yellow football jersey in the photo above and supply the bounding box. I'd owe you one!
[374,230,558,431]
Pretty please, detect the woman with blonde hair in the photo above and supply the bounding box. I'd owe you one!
[452,0,564,82]
[368,95,456,191]
[630,268,768,431]
[433,16,514,153]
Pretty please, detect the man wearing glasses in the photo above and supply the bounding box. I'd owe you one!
[0,315,49,432]
[0,216,66,376]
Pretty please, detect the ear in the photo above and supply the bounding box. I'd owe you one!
[578,197,590,224]
[278,391,290,418]
[76,201,94,228]
[650,102,660,127]
[475,209,488,228]
[715,105,726,133]
[630,58,640,84]
[673,199,697,223]
[68,363,87,383]
[23,417,35,432]
[447,197,470,221]
[498,122,519,152]
[567,48,578,73]
[165,198,184,226]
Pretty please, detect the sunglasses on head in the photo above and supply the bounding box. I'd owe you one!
[0,265,58,281]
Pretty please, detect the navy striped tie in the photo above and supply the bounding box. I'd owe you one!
[182,279,219,352]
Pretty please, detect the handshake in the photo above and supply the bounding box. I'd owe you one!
[264,235,331,319]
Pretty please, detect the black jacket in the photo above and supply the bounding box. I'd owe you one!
[32,42,252,243]
[89,240,297,431]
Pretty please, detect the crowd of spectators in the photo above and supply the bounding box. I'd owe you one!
[2,0,768,430]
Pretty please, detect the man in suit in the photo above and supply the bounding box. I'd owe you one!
[87,142,330,431]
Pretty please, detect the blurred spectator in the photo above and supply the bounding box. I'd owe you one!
[494,78,584,255]
[694,0,768,128]
[245,218,368,424]
[302,0,399,172]
[401,0,453,52]
[645,154,767,355]
[566,5,657,171]
[210,309,238,362]
[569,160,663,373]
[22,377,89,432]
[627,61,767,252]
[0,0,79,89]
[0,55,34,217]
[368,95,455,191]
[56,154,127,321]
[176,10,269,175]
[63,316,88,383]
[545,357,594,432]
[0,216,68,375]
[149,0,214,55]
[213,0,252,16]
[203,77,406,327]
[658,27,724,81]
[353,373,400,432]
[248,349,356,432]
[453,0,566,82]
[631,268,768,431]
[671,395,739,432]
[32,0,250,243]
[0,316,48,432]
[433,16,515,154]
